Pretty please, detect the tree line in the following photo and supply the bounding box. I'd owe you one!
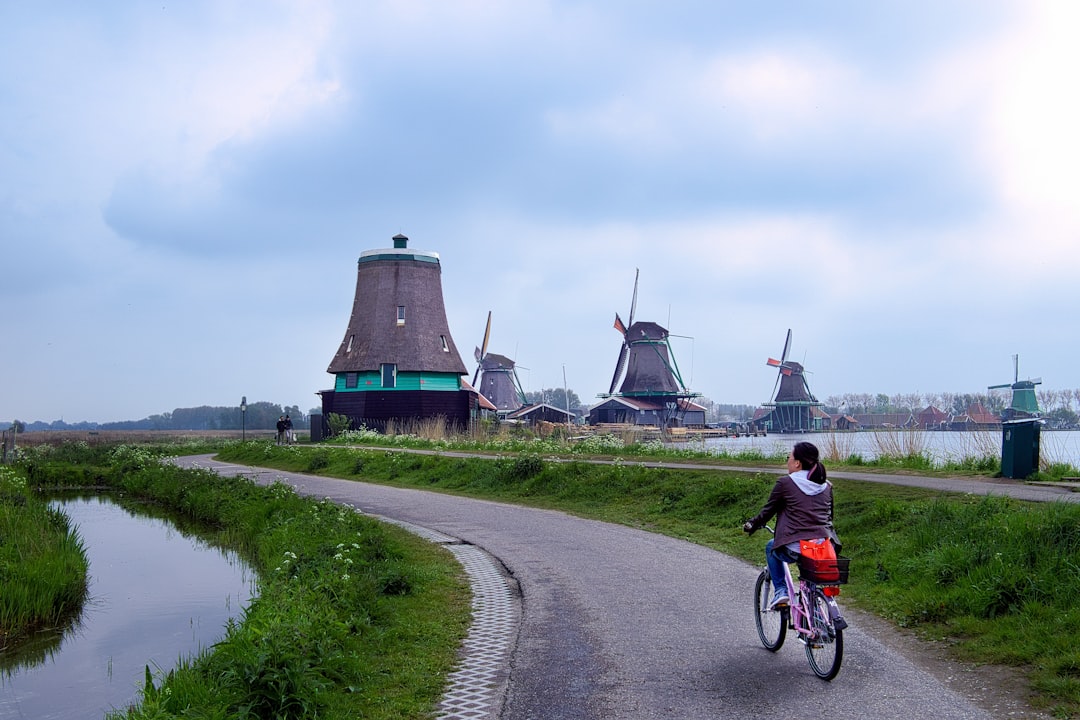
[9,401,311,433]
[822,390,1080,427]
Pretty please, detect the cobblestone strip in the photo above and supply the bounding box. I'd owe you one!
[373,516,520,720]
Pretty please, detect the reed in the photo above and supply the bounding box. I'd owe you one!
[819,431,858,463]
[0,466,89,649]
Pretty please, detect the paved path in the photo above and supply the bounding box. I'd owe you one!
[174,455,1052,720]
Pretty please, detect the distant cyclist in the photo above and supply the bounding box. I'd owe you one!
[743,441,841,609]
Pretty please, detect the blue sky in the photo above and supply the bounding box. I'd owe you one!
[3,1,1078,423]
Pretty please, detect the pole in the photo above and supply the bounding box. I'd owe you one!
[562,365,571,428]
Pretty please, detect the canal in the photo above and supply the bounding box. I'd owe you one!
[0,495,255,719]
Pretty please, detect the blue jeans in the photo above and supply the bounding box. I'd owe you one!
[766,538,800,596]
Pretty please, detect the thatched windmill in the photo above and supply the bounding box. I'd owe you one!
[761,329,823,432]
[471,311,527,414]
[590,270,702,427]
[320,234,481,432]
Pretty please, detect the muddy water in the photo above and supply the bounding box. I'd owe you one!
[0,496,255,719]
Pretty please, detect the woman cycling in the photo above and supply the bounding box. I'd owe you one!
[743,441,840,609]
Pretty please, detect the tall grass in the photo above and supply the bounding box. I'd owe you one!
[12,443,469,720]
[0,465,89,650]
[216,441,1080,716]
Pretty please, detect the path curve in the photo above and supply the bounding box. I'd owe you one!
[174,455,1049,720]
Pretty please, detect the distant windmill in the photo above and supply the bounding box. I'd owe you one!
[762,329,823,433]
[595,269,700,428]
[472,311,526,413]
[988,354,1041,421]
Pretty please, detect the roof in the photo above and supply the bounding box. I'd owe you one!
[461,379,497,411]
[327,236,468,376]
[507,403,574,420]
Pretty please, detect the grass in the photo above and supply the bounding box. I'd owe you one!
[0,465,89,651]
[10,442,470,720]
[216,440,1080,718]
[323,424,1080,480]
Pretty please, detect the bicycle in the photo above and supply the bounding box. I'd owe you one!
[752,526,849,680]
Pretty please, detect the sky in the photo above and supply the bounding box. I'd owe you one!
[3,1,1079,424]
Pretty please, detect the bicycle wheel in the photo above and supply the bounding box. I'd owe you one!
[805,587,843,680]
[754,570,786,651]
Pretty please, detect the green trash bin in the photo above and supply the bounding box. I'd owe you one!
[1001,420,1040,479]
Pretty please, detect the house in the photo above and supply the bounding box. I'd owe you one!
[915,405,949,430]
[588,397,706,428]
[948,403,1001,431]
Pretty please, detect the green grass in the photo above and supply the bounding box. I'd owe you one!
[216,440,1080,717]
[11,442,470,720]
[0,465,89,649]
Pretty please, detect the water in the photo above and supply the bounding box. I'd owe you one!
[682,429,1080,469]
[0,496,256,719]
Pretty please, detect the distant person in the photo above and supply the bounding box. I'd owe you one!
[284,415,294,444]
[742,441,841,609]
[276,416,286,445]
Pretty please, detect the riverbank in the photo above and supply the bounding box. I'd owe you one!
[216,440,1080,717]
[11,443,470,720]
[0,465,88,649]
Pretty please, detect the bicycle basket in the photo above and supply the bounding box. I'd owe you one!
[797,555,850,584]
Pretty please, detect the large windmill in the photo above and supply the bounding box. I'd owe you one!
[471,311,527,414]
[592,270,702,428]
[988,354,1041,422]
[760,329,823,433]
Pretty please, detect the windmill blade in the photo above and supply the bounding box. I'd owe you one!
[480,310,492,360]
[609,343,629,394]
[471,364,481,388]
[770,369,782,402]
[613,313,626,335]
[780,328,792,366]
[766,357,781,367]
[988,383,1012,390]
[627,268,639,329]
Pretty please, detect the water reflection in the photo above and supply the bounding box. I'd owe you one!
[680,429,1080,467]
[0,496,255,720]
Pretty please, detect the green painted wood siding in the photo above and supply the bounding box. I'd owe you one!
[335,372,461,392]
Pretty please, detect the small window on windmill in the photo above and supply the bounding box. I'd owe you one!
[440,335,449,352]
[381,363,397,388]
[345,373,358,389]
[397,306,406,326]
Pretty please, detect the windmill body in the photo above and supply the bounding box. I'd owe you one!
[477,352,526,413]
[590,271,702,428]
[319,234,481,432]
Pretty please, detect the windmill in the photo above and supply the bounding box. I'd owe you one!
[596,270,700,428]
[761,329,823,433]
[471,311,527,414]
[988,354,1041,421]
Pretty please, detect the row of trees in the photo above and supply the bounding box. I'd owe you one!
[821,390,1080,428]
[11,401,311,433]
[12,387,1080,432]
